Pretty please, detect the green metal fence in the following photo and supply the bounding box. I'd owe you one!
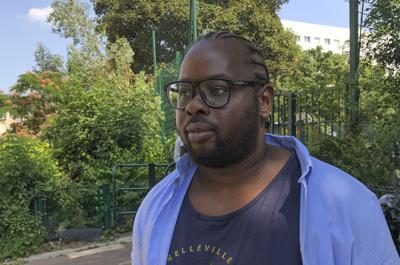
[269,86,349,144]
[103,163,175,229]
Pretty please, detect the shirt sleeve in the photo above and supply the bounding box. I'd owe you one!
[131,204,144,265]
[359,194,400,265]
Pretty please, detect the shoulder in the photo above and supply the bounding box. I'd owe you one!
[132,169,183,263]
[136,169,179,223]
[307,156,380,230]
[307,157,399,263]
[309,156,375,202]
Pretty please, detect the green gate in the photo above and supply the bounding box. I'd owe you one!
[103,163,175,229]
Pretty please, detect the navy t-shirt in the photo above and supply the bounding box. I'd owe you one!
[167,152,302,265]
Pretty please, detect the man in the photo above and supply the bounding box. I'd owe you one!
[131,32,399,265]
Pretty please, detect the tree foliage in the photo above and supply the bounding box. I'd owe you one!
[280,46,348,91]
[92,0,298,81]
[309,132,394,187]
[364,0,400,79]
[45,1,166,182]
[34,43,65,73]
[359,59,400,127]
[44,0,168,228]
[7,71,64,135]
[4,44,65,135]
[50,0,100,47]
[0,1,171,259]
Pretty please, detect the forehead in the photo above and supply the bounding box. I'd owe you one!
[179,39,254,81]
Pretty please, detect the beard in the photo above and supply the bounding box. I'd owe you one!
[181,100,260,168]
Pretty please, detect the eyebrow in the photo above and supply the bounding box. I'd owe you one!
[179,73,234,82]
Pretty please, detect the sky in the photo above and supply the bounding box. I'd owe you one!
[0,0,349,93]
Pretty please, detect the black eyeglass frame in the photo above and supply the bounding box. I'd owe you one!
[164,79,266,110]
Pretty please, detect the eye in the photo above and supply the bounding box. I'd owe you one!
[210,86,228,96]
[178,87,192,97]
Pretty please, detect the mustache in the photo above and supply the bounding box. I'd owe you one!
[183,115,217,131]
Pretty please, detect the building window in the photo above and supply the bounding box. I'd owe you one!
[325,38,331,45]
[314,37,321,44]
[334,39,340,47]
[296,35,301,41]
[304,36,311,43]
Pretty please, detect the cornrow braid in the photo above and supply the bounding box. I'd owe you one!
[195,31,270,84]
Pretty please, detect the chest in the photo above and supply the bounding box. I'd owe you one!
[167,161,302,265]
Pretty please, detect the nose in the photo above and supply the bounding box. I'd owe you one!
[184,91,210,116]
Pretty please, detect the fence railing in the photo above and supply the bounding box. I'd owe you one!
[103,163,175,229]
[269,86,349,145]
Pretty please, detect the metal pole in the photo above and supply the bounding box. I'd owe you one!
[349,0,359,86]
[189,0,197,44]
[148,163,156,188]
[112,165,116,227]
[102,184,112,230]
[349,0,360,130]
[152,30,157,74]
[288,93,296,137]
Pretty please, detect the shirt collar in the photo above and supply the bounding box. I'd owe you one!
[264,134,312,183]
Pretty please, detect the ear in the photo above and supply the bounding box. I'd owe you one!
[258,84,274,120]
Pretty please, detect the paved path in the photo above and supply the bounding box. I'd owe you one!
[28,238,132,265]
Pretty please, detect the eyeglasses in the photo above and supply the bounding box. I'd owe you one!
[164,79,266,110]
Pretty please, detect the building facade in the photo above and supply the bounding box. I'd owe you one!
[0,112,16,136]
[281,20,349,54]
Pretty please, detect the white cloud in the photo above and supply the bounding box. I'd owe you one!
[27,6,53,23]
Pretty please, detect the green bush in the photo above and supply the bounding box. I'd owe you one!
[0,135,77,260]
[0,201,46,259]
[308,132,394,188]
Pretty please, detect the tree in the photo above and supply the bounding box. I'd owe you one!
[279,46,348,91]
[2,44,66,136]
[92,0,298,82]
[362,0,400,148]
[364,0,400,79]
[8,71,64,135]
[34,43,65,73]
[45,0,167,181]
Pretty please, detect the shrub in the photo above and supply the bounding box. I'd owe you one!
[308,133,394,188]
[0,135,76,260]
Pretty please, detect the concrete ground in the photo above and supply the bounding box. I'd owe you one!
[26,236,132,265]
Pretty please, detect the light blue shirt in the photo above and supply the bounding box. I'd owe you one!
[131,134,400,265]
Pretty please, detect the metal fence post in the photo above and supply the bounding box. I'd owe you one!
[288,93,297,137]
[102,184,112,230]
[175,51,181,71]
[148,163,156,188]
[152,30,157,74]
[112,165,117,227]
[33,198,46,224]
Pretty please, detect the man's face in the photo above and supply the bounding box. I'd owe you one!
[176,39,263,168]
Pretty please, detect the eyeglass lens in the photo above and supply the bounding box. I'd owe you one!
[167,80,230,109]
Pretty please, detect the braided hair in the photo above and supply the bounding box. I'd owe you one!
[194,31,270,84]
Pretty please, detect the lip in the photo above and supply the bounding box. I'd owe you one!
[185,122,216,143]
